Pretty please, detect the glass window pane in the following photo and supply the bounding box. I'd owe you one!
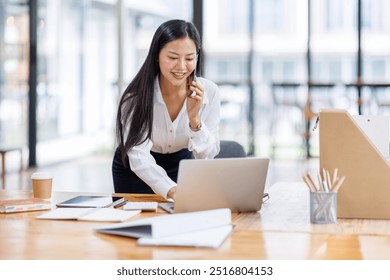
[31,0,192,164]
[0,1,29,147]
[311,0,357,84]
[362,0,390,83]
[204,0,251,151]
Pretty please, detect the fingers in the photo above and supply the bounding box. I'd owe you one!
[167,186,177,200]
[188,80,204,99]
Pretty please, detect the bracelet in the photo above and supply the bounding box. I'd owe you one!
[189,121,201,131]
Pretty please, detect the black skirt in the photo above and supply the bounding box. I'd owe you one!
[112,147,193,194]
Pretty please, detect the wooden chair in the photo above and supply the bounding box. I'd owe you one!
[0,146,23,188]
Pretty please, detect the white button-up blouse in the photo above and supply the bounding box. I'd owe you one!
[124,77,220,199]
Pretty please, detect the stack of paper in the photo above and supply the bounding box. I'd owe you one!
[94,208,232,248]
[36,207,140,222]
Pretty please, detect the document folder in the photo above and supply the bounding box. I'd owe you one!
[94,208,232,248]
[319,109,390,219]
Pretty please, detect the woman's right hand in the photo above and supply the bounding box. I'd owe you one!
[186,80,204,121]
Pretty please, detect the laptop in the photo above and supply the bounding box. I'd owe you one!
[159,157,269,213]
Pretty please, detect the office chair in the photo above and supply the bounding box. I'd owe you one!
[215,140,246,158]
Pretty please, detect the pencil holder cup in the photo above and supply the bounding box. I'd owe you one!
[310,192,337,224]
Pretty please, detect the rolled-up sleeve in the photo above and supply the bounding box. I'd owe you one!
[127,139,176,199]
[188,80,220,159]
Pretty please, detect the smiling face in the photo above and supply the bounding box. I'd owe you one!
[158,37,197,89]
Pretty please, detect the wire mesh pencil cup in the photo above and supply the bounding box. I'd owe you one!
[310,192,337,224]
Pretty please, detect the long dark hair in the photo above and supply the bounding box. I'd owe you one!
[116,19,202,165]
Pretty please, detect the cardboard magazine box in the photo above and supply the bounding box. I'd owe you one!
[319,109,390,219]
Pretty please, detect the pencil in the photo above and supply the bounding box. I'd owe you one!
[332,168,338,186]
[326,169,332,191]
[307,173,319,192]
[331,176,346,192]
[303,174,316,192]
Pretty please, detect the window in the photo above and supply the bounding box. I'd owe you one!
[256,0,284,32]
[362,0,382,31]
[325,0,343,30]
[218,0,249,34]
[0,1,29,147]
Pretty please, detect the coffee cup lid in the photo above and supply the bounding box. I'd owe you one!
[31,172,52,180]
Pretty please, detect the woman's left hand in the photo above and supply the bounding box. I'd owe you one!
[167,186,177,200]
[186,80,204,123]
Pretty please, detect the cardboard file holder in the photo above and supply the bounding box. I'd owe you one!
[319,109,390,219]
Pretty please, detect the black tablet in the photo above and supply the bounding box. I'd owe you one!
[56,196,124,208]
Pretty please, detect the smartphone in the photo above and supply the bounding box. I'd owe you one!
[188,65,197,97]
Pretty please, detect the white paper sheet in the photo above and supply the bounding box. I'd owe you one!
[137,225,233,248]
[37,207,140,222]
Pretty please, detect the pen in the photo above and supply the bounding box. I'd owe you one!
[317,173,325,192]
[312,115,319,131]
[114,200,128,208]
[322,168,330,192]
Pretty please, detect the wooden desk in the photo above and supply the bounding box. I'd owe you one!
[1,183,390,260]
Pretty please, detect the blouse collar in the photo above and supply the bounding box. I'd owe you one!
[153,77,209,105]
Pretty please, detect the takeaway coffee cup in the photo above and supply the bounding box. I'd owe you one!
[31,172,53,199]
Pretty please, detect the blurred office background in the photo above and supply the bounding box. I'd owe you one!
[1,0,390,191]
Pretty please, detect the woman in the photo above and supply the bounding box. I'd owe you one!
[112,19,220,200]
